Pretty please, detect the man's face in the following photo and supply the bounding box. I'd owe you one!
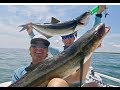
[62,36,75,46]
[30,47,48,64]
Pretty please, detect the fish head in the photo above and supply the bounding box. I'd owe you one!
[76,11,91,26]
[93,23,110,41]
[81,23,110,54]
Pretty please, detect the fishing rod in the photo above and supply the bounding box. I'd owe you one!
[90,5,109,18]
[90,6,99,15]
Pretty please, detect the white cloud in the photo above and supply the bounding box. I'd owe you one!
[26,5,49,13]
[113,44,120,48]
[6,5,18,14]
[95,33,120,53]
[0,21,27,39]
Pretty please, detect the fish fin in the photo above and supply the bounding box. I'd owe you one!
[73,31,77,38]
[51,17,60,24]
[43,35,52,39]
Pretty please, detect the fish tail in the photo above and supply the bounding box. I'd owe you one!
[18,24,28,32]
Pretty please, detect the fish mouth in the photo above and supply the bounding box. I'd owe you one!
[78,11,91,25]
[96,23,110,38]
[78,22,85,25]
[105,26,110,34]
[82,11,91,17]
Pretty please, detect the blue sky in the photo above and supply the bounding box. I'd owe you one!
[0,3,120,53]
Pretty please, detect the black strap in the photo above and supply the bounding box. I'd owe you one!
[96,14,102,18]
[79,53,85,87]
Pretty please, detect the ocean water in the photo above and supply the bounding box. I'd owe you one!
[0,48,120,86]
[91,52,120,86]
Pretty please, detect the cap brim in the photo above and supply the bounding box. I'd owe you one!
[31,44,48,48]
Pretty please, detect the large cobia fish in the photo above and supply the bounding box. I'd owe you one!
[9,23,110,87]
[19,11,91,38]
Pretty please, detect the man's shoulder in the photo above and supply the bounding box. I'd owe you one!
[48,47,59,50]
[11,65,29,83]
[49,47,63,52]
[14,65,28,74]
[48,47,61,56]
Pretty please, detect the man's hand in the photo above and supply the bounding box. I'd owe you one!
[97,5,106,14]
[97,43,102,48]
[26,22,33,34]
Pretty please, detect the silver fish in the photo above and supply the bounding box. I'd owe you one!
[19,11,91,38]
[9,23,110,87]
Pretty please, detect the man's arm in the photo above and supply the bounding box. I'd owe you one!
[48,47,61,57]
[93,5,106,27]
[26,23,61,57]
[11,70,20,83]
[11,67,27,83]
[27,23,35,39]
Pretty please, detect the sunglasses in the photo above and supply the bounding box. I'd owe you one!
[61,34,74,40]
[31,44,47,48]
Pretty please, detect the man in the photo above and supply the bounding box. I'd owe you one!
[61,33,76,50]
[12,5,107,87]
[47,5,107,87]
[11,37,50,83]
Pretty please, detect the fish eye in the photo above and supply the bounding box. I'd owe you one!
[94,31,99,37]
